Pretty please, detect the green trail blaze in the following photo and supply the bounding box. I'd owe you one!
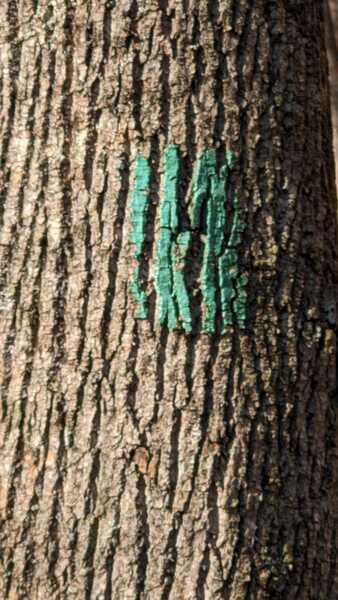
[191,148,247,332]
[132,145,247,332]
[130,155,151,319]
[199,150,227,333]
[155,145,179,330]
[155,145,192,331]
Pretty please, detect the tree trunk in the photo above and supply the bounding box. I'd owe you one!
[0,2,337,599]
[326,0,338,191]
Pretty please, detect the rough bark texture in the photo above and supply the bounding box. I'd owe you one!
[0,1,337,599]
[326,0,338,191]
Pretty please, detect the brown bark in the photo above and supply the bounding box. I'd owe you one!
[0,1,337,599]
[326,0,338,192]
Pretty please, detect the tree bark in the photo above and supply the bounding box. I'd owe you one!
[325,0,338,191]
[0,1,337,599]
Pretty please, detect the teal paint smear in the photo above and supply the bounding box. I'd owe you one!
[130,145,247,333]
[199,150,228,333]
[200,150,220,333]
[130,154,151,319]
[172,231,192,333]
[155,145,180,331]
[192,148,247,332]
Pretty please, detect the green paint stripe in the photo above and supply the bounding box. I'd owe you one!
[200,150,228,333]
[130,155,151,319]
[195,149,247,332]
[155,145,180,330]
[131,145,247,333]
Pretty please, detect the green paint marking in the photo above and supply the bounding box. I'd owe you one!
[199,150,229,333]
[155,145,180,331]
[161,145,179,232]
[130,154,151,319]
[191,148,247,332]
[172,231,192,333]
[131,145,247,333]
[155,145,193,332]
[200,150,220,333]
